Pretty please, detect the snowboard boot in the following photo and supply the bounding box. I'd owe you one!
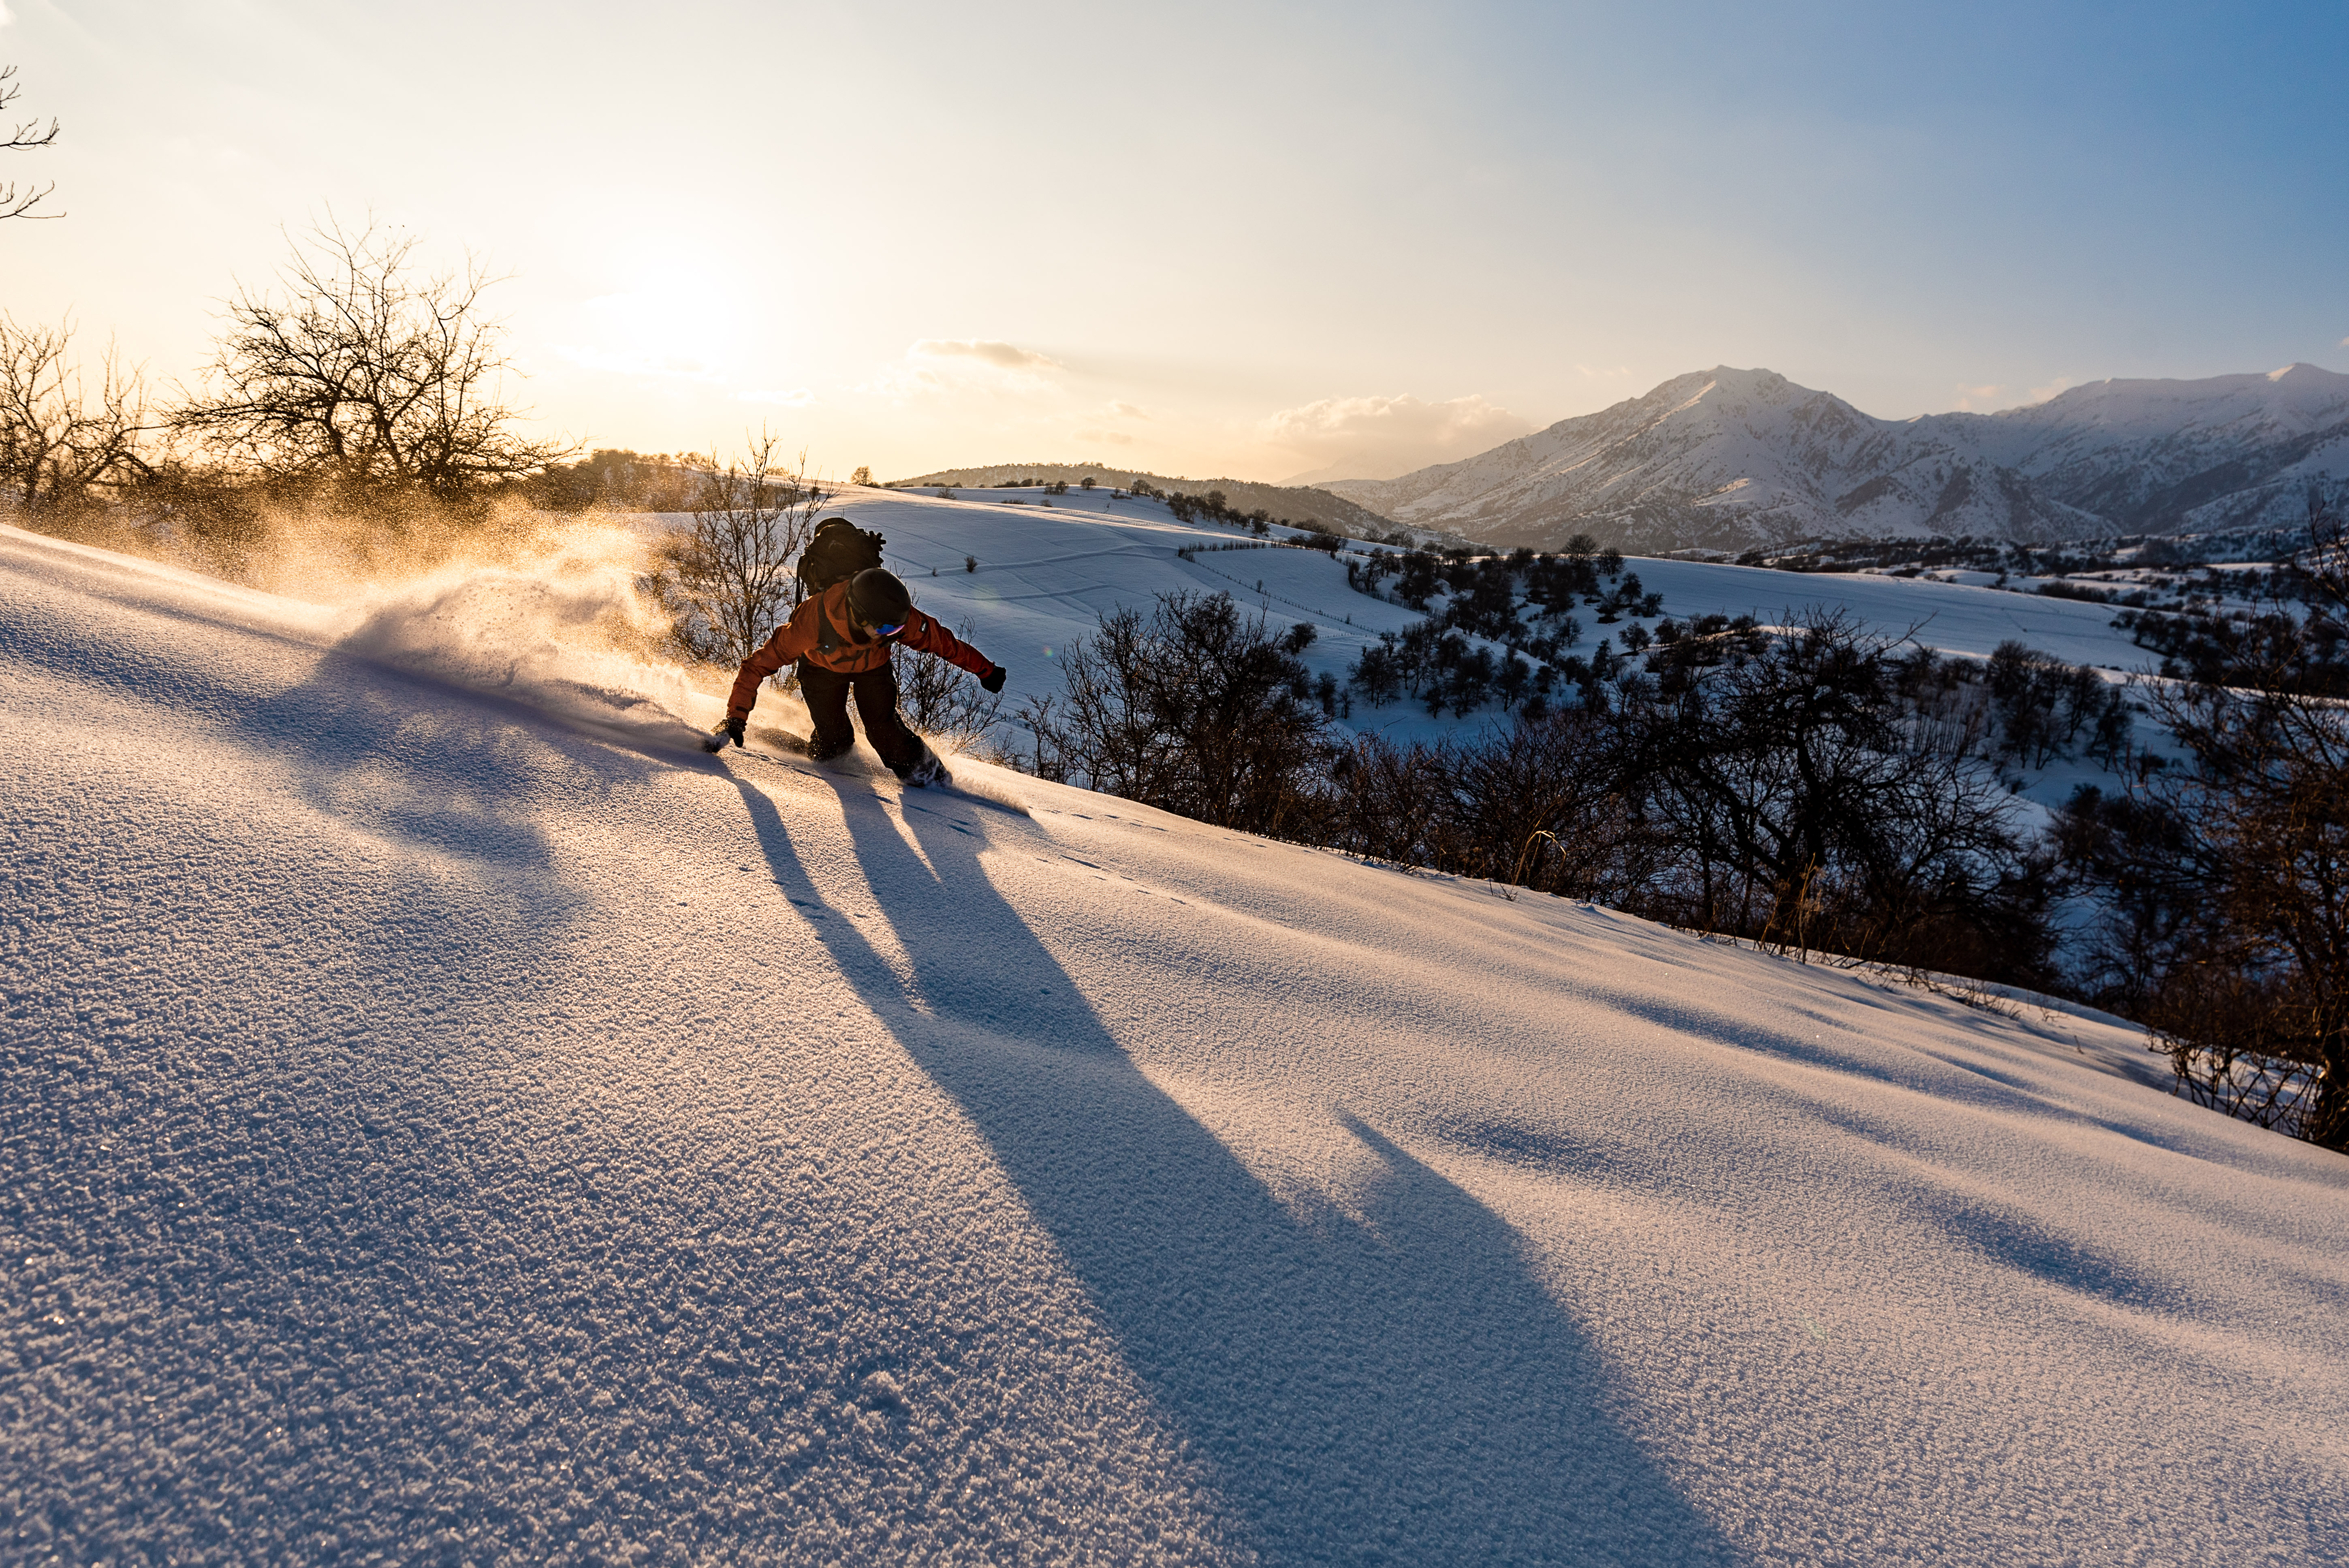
[897,743,948,789]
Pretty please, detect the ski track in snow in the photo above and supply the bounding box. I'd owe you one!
[4,522,2347,1565]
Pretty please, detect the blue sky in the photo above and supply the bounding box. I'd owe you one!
[4,0,2343,481]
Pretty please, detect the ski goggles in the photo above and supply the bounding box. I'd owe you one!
[868,620,904,638]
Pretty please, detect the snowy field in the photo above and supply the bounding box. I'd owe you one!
[6,520,2347,1564]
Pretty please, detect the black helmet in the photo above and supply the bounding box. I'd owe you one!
[847,568,913,629]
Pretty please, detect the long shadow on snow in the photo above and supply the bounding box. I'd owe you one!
[3,571,586,869]
[734,770,1734,1566]
[1552,973,2208,1313]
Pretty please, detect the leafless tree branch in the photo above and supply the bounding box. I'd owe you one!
[0,314,148,515]
[0,64,62,221]
[648,434,831,668]
[167,212,574,499]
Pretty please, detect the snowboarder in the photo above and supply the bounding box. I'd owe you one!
[706,565,1007,787]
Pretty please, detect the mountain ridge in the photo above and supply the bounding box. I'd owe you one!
[1324,364,2349,552]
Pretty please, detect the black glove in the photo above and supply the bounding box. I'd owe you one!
[703,716,745,753]
[980,665,1007,694]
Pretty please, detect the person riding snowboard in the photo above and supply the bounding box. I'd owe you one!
[706,564,1006,787]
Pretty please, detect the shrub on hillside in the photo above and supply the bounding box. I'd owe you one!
[1022,591,1330,837]
[2055,497,2349,1149]
[895,622,1008,757]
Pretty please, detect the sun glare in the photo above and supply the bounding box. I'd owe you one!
[581,259,750,378]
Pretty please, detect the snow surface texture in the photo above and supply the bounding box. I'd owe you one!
[1328,363,2349,552]
[6,521,2348,1565]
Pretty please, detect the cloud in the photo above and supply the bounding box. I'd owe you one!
[1073,428,1138,446]
[1952,383,2003,412]
[1949,378,2072,413]
[2340,336,2348,348]
[737,387,813,407]
[864,339,1065,402]
[1262,392,1534,483]
[909,338,1063,372]
[1106,400,1150,420]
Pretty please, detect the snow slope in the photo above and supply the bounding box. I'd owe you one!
[1614,557,2149,670]
[6,522,2347,1565]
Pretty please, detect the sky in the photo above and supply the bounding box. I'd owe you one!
[4,0,2345,485]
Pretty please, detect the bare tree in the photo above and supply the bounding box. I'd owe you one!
[0,314,146,514]
[649,434,829,668]
[2301,482,2349,609]
[1,65,60,222]
[168,215,572,501]
[2068,671,2349,1149]
[2058,495,2349,1149]
[1025,592,1332,835]
[895,624,1006,753]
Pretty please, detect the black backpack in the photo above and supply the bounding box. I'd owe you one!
[797,517,885,595]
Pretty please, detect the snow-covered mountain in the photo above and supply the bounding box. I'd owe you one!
[8,522,2349,1562]
[1947,363,2349,534]
[1327,364,2349,552]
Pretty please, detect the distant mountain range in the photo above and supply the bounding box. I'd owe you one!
[887,463,1396,539]
[1323,364,2349,553]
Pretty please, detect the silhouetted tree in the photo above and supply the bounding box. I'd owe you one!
[895,619,1006,754]
[169,216,573,504]
[2059,497,2349,1149]
[0,314,146,515]
[1621,609,2050,974]
[1,65,60,222]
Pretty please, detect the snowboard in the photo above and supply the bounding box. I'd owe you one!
[705,720,951,789]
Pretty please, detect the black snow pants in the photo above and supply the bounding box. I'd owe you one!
[797,659,923,773]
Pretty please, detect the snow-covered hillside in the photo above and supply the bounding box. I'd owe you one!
[653,483,2156,758]
[1328,363,2349,553]
[7,523,2349,1563]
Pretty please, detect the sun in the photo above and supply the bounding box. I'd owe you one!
[579,255,747,379]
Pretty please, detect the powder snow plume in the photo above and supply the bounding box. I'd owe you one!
[324,523,737,756]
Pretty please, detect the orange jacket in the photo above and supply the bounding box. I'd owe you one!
[727,580,995,719]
